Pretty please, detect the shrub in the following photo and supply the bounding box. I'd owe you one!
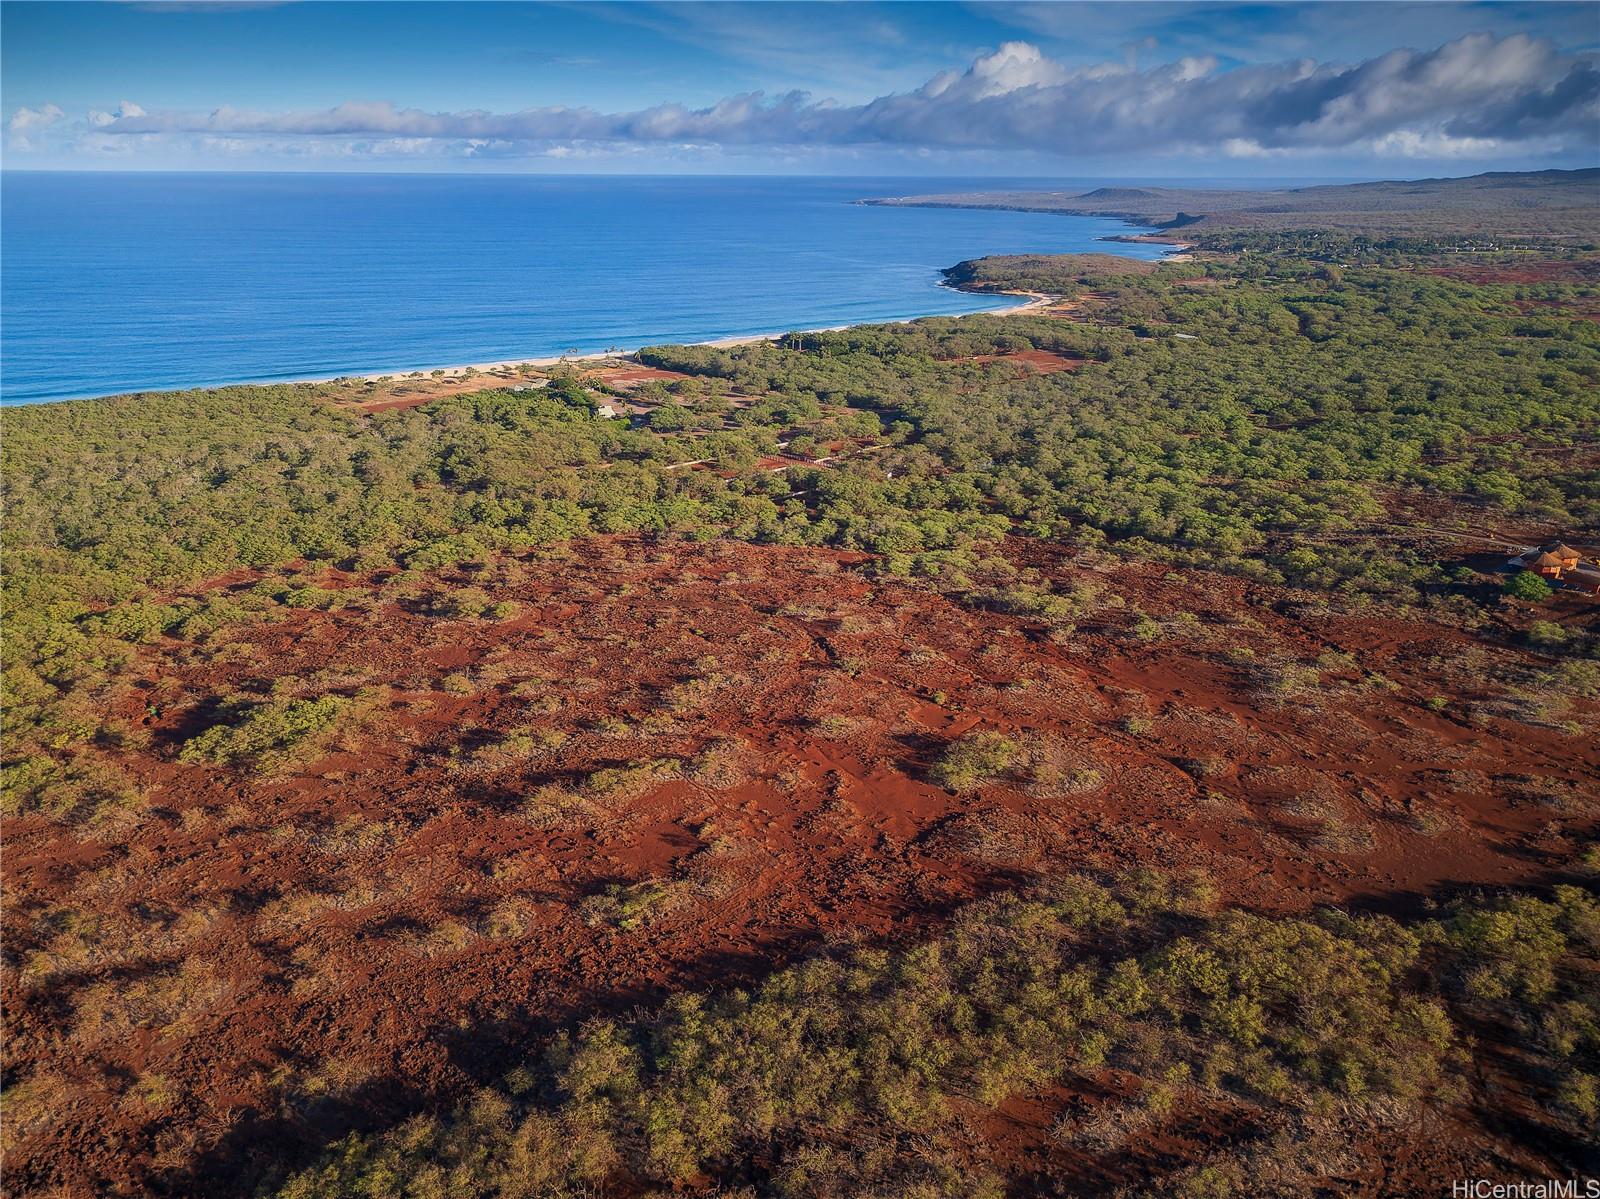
[580,880,676,930]
[1504,570,1553,602]
[92,601,181,643]
[1131,614,1164,643]
[430,587,492,620]
[178,695,349,768]
[0,752,141,822]
[276,871,1600,1199]
[280,586,346,611]
[1444,889,1586,1005]
[583,758,682,803]
[1528,620,1569,650]
[928,731,1018,790]
[441,672,475,695]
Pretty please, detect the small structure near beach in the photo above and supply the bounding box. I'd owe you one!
[1547,543,1585,569]
[1529,551,1567,578]
[1506,540,1600,595]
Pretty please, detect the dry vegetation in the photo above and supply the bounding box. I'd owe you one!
[4,226,1600,1195]
[3,533,1597,1195]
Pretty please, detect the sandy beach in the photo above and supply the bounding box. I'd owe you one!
[291,288,1061,393]
[20,286,1064,407]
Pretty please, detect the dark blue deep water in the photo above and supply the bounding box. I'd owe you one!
[1,173,1167,404]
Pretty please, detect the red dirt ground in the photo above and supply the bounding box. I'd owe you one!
[963,349,1085,373]
[319,358,687,416]
[1417,258,1600,323]
[592,365,689,389]
[4,536,1597,1196]
[328,371,541,414]
[1424,260,1600,286]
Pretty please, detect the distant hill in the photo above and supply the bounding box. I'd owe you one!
[863,168,1600,241]
[941,253,1160,292]
[1077,187,1160,200]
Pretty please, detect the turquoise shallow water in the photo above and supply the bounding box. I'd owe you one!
[0,173,1167,404]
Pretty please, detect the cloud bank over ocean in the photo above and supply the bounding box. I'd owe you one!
[9,32,1598,168]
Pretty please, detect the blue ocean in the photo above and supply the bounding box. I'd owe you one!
[0,173,1167,404]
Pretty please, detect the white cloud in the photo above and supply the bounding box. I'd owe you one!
[23,32,1600,164]
[88,100,147,128]
[8,103,65,132]
[963,41,1074,98]
[1369,129,1516,159]
[1220,138,1277,158]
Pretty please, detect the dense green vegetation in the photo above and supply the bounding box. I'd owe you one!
[941,253,1158,290]
[177,690,378,770]
[275,873,1599,1198]
[6,250,1597,815]
[3,241,1597,1195]
[1187,229,1600,261]
[928,730,1019,790]
[645,256,1598,591]
[1505,569,1556,602]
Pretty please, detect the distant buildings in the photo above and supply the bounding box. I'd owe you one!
[1506,541,1600,595]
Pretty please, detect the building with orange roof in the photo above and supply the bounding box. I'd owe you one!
[1544,542,1584,568]
[1528,551,1567,577]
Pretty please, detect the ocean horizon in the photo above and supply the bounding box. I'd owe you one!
[0,173,1170,405]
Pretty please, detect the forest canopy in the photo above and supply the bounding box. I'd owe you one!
[5,248,1598,759]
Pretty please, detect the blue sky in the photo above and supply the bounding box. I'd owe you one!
[4,1,1597,175]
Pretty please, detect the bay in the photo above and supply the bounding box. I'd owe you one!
[0,173,1167,404]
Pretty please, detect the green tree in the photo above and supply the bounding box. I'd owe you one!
[1504,570,1553,602]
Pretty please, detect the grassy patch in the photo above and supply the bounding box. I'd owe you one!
[276,875,1599,1198]
[928,731,1019,790]
[178,694,353,769]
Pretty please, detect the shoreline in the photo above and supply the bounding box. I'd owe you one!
[324,288,1057,384]
[291,230,1177,391]
[5,288,1063,407]
[6,201,1187,406]
[6,223,1184,408]
[379,287,1063,376]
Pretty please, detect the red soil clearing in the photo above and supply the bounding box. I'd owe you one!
[964,349,1085,373]
[1424,260,1600,286]
[593,365,689,388]
[330,372,536,414]
[4,537,1596,1195]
